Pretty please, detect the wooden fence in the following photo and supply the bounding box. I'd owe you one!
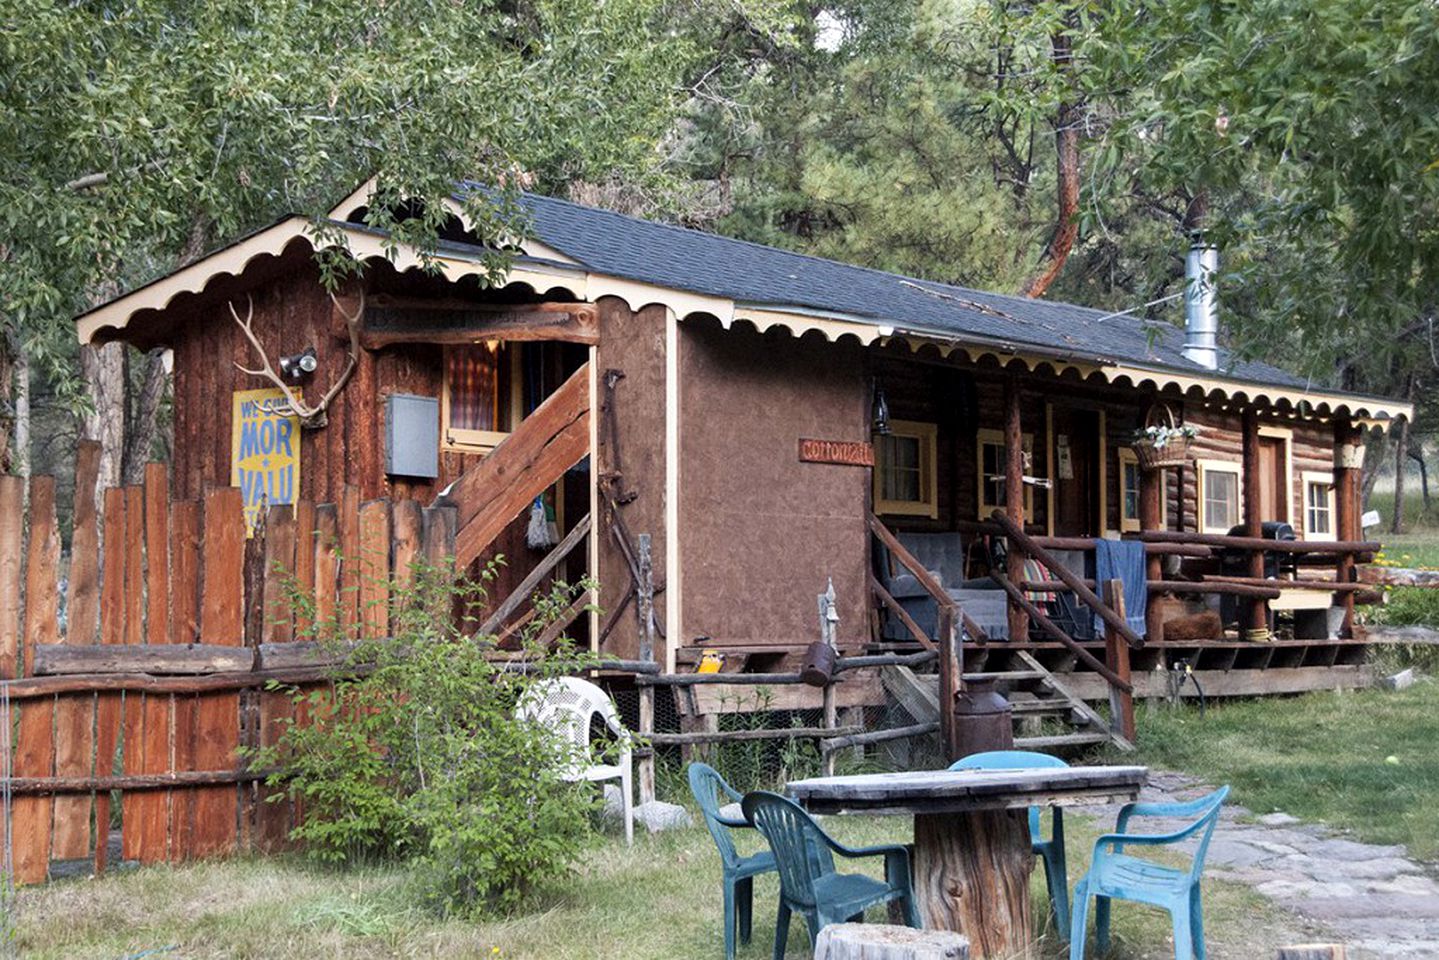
[0,442,455,884]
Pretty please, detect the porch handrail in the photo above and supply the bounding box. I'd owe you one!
[986,568,1133,693]
[1133,529,1380,555]
[988,510,1145,650]
[867,513,989,644]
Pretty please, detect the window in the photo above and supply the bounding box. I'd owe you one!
[442,341,522,452]
[1303,470,1337,541]
[977,428,1036,519]
[1117,448,1170,532]
[1197,459,1242,533]
[874,420,939,518]
[1118,449,1142,532]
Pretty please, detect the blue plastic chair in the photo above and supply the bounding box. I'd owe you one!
[950,750,1072,938]
[742,791,921,960]
[687,764,778,960]
[1069,785,1230,960]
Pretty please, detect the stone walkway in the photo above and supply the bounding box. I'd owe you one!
[1077,770,1439,960]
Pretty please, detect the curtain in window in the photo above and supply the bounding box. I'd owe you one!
[447,344,499,431]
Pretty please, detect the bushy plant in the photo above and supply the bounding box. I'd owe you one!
[253,558,603,915]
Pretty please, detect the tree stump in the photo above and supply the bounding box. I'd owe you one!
[1277,947,1347,960]
[913,809,1034,959]
[815,923,970,959]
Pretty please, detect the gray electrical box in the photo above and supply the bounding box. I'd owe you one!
[384,394,440,479]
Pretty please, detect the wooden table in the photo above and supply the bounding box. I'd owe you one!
[788,765,1148,959]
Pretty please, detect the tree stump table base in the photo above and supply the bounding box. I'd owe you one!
[914,809,1035,960]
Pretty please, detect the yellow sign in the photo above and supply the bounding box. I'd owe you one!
[231,388,300,533]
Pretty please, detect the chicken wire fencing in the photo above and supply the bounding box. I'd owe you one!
[608,685,941,806]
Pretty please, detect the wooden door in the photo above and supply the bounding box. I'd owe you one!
[1053,409,1101,537]
[1257,435,1289,524]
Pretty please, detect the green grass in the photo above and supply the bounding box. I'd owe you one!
[15,808,1314,959]
[1109,678,1439,860]
[1368,488,1439,566]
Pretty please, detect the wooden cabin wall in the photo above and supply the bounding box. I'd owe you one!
[1182,406,1333,535]
[166,264,545,619]
[594,298,668,661]
[679,321,870,651]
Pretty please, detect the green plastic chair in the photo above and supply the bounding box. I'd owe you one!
[1069,785,1230,960]
[950,750,1071,938]
[742,791,920,959]
[688,764,777,960]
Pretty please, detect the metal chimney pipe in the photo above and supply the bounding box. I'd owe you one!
[1183,242,1219,369]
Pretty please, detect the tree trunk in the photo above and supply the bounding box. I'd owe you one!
[0,334,13,474]
[1408,437,1430,511]
[1019,20,1081,300]
[122,348,168,485]
[80,341,127,490]
[1391,377,1415,535]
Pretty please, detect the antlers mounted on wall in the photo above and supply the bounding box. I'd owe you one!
[229,291,364,429]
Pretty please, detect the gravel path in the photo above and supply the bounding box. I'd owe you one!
[1076,770,1439,960]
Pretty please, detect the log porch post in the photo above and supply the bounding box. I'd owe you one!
[1004,377,1028,642]
[1241,409,1268,636]
[1333,420,1363,638]
[1139,460,1164,641]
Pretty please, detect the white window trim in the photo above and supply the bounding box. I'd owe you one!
[874,419,939,519]
[977,427,1036,520]
[1197,457,1243,534]
[1301,469,1338,542]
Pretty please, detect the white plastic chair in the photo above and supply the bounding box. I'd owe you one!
[516,676,634,844]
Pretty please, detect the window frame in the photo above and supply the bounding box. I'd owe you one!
[976,428,1036,520]
[1117,448,1170,532]
[873,419,940,519]
[1197,457,1243,534]
[441,341,524,454]
[1302,469,1337,542]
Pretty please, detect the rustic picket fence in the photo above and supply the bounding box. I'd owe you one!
[0,441,456,884]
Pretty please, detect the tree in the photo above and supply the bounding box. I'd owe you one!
[0,0,704,484]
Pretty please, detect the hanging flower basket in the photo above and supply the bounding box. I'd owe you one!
[1131,405,1198,470]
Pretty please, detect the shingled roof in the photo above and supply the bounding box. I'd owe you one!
[498,185,1310,391]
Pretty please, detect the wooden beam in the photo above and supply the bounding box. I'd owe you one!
[989,509,1144,649]
[361,299,598,348]
[1334,420,1363,637]
[477,514,592,636]
[1136,530,1381,554]
[868,514,988,643]
[1150,580,1281,599]
[33,644,254,676]
[1004,376,1028,642]
[1139,456,1165,641]
[1242,409,1268,634]
[451,361,592,568]
[987,569,1133,691]
[1102,580,1137,742]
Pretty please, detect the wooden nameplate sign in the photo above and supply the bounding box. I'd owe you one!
[799,439,874,467]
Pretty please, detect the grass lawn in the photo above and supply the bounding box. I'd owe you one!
[16,805,1312,959]
[1367,488,1439,567]
[1109,677,1439,860]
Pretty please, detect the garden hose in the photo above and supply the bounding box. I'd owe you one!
[1171,659,1206,718]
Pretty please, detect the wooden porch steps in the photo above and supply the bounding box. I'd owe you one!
[881,650,1134,755]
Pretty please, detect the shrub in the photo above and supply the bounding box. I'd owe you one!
[254,558,603,915]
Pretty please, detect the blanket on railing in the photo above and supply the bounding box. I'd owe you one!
[1093,538,1148,636]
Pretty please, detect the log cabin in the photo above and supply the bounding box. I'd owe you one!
[74,179,1413,738]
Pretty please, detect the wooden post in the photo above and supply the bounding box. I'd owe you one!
[635,533,656,807]
[819,580,840,776]
[1004,377,1028,642]
[937,605,959,761]
[1241,409,1268,637]
[1139,461,1165,642]
[1102,580,1137,742]
[1333,421,1362,638]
